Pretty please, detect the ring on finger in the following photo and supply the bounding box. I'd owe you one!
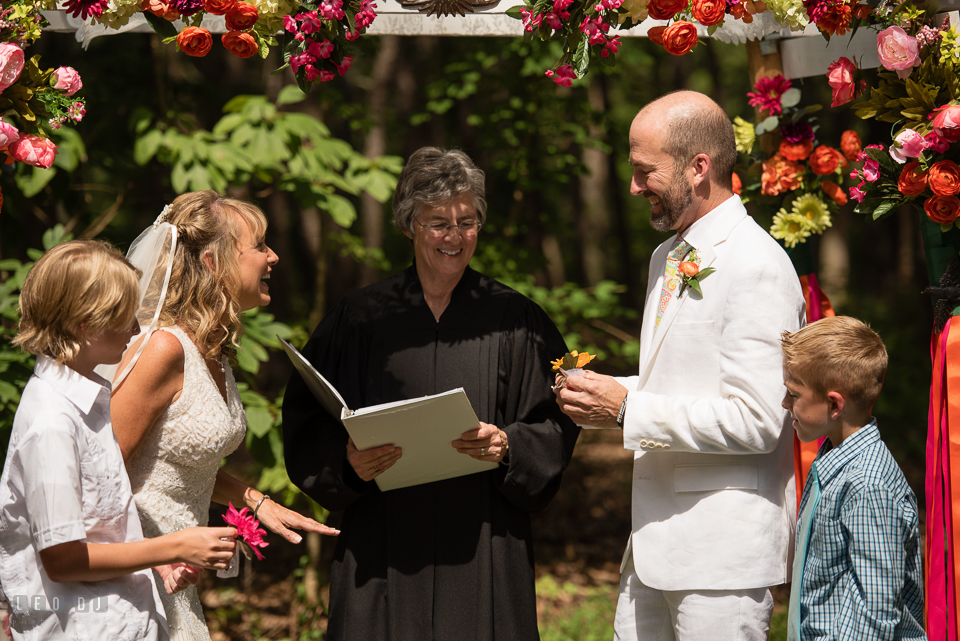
[374,466,380,473]
[480,448,486,456]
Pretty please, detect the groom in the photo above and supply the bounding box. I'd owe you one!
[556,91,804,640]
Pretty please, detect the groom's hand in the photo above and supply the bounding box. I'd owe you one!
[554,371,628,429]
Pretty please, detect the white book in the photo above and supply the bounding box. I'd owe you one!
[280,337,497,491]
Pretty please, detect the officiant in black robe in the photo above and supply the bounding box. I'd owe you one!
[282,147,580,641]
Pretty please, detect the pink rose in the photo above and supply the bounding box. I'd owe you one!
[863,159,880,182]
[0,121,19,149]
[877,26,921,79]
[889,128,929,164]
[925,131,951,153]
[0,43,24,93]
[10,135,57,169]
[932,104,960,144]
[51,67,83,96]
[827,57,857,107]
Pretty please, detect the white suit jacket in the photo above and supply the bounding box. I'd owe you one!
[615,196,805,591]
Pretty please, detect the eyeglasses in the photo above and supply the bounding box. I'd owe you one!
[414,218,482,236]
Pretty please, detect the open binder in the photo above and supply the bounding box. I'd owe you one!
[280,337,497,491]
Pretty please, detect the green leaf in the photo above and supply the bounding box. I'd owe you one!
[143,12,180,40]
[755,116,779,135]
[872,199,901,220]
[276,85,308,106]
[780,88,801,108]
[245,405,274,438]
[15,165,55,198]
[323,193,357,227]
[687,279,703,296]
[134,129,165,165]
[505,4,527,19]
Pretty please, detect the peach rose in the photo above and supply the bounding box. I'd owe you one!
[779,140,813,162]
[177,26,213,57]
[840,130,862,162]
[731,172,742,195]
[647,0,688,20]
[809,145,846,175]
[928,160,960,196]
[898,161,927,196]
[661,21,699,56]
[0,43,24,93]
[821,180,847,206]
[10,135,57,169]
[932,105,960,144]
[225,1,259,30]
[877,26,920,79]
[204,0,238,14]
[0,121,20,149]
[761,153,802,196]
[924,195,960,224]
[222,31,258,58]
[678,261,699,277]
[692,0,725,26]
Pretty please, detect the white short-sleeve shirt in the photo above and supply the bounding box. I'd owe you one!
[0,356,168,641]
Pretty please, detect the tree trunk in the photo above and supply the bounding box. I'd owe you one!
[578,77,611,286]
[359,36,401,287]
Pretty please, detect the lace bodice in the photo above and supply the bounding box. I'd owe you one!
[126,325,246,641]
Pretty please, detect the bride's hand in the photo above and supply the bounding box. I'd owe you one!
[255,498,340,544]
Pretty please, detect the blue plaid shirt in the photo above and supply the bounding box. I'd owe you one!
[794,420,925,641]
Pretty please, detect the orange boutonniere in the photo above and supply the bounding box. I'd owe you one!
[677,250,716,297]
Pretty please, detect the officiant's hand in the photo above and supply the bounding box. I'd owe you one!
[453,422,508,463]
[347,437,402,482]
[555,371,627,429]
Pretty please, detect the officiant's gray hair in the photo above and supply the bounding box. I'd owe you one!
[393,147,487,235]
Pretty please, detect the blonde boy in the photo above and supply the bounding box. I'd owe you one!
[0,240,237,641]
[781,316,925,641]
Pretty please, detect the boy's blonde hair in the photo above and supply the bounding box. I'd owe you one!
[13,240,139,363]
[780,316,888,407]
[159,190,268,360]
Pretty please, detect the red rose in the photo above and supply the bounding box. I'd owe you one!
[840,130,862,162]
[928,160,960,196]
[222,31,258,58]
[204,0,237,14]
[647,0,688,20]
[678,261,699,277]
[661,21,699,56]
[647,26,667,46]
[176,26,213,57]
[808,145,846,175]
[225,1,258,31]
[779,140,813,161]
[731,172,742,195]
[691,0,725,25]
[821,180,847,206]
[897,161,927,196]
[924,195,960,224]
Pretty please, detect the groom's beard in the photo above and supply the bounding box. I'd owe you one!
[649,174,693,233]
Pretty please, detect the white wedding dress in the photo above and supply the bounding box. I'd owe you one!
[126,326,247,641]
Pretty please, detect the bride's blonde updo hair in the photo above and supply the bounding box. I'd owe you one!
[159,190,267,361]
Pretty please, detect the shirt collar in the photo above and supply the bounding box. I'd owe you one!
[677,195,746,251]
[813,419,880,486]
[33,354,111,416]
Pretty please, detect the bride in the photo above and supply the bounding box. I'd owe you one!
[110,190,338,640]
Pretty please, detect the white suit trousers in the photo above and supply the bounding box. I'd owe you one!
[614,554,774,641]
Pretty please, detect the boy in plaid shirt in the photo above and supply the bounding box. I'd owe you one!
[781,316,924,641]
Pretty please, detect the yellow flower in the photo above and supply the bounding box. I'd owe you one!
[619,0,649,22]
[551,350,597,370]
[790,193,832,234]
[733,117,756,155]
[770,210,812,248]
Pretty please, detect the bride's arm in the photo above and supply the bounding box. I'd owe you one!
[111,331,185,460]
[211,470,339,542]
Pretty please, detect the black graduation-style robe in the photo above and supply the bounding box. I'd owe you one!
[282,265,580,641]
